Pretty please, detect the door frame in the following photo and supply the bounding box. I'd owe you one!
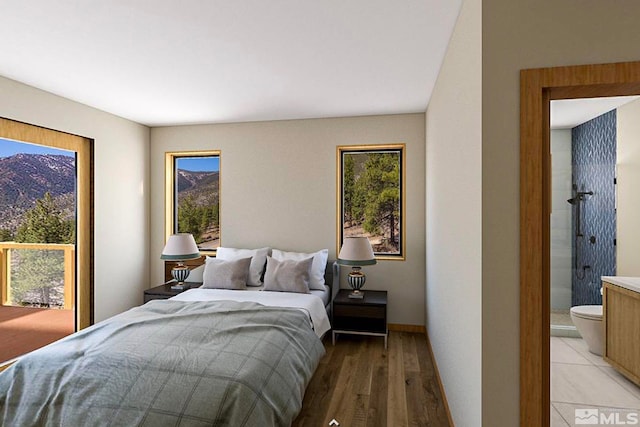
[0,117,94,330]
[520,61,640,426]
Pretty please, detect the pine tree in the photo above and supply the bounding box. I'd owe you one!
[0,229,13,242]
[361,153,400,248]
[11,193,73,306]
[211,203,219,227]
[178,195,203,243]
[343,155,356,224]
[15,193,74,244]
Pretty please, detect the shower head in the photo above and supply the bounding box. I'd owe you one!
[567,197,578,205]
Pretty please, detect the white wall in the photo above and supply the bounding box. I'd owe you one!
[425,0,482,424]
[550,129,572,310]
[150,114,426,326]
[482,0,640,425]
[0,76,150,322]
[616,99,640,276]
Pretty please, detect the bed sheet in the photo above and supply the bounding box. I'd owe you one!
[172,288,331,338]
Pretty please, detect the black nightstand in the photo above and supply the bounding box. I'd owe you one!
[143,282,200,303]
[332,289,388,348]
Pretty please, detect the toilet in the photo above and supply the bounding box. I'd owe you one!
[570,305,603,356]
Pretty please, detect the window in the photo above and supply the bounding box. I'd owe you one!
[165,151,220,255]
[337,144,405,260]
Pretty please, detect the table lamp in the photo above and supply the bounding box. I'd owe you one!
[337,236,377,299]
[161,233,200,291]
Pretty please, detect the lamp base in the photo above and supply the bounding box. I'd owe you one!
[170,282,191,291]
[348,290,365,299]
[347,267,366,299]
[171,263,191,287]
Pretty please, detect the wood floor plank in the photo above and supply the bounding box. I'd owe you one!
[350,393,370,427]
[387,332,409,426]
[367,359,389,427]
[346,338,373,427]
[402,332,420,372]
[293,332,450,427]
[415,333,451,426]
[350,337,374,395]
[405,370,430,426]
[323,353,359,425]
[363,334,388,427]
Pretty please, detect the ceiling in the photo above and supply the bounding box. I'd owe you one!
[551,96,640,130]
[0,1,463,127]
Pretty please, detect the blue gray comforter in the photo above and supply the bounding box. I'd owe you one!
[0,300,325,426]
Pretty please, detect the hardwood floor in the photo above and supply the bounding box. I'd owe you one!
[293,331,451,427]
[0,305,74,363]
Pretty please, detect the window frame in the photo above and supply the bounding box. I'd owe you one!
[165,150,221,256]
[336,143,406,261]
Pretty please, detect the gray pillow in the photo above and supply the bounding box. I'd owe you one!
[202,257,251,290]
[215,247,271,287]
[271,248,328,290]
[263,256,312,294]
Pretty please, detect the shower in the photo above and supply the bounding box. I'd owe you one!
[550,103,618,338]
[568,187,593,279]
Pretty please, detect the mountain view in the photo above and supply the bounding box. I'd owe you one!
[0,149,76,308]
[0,152,220,245]
[0,150,219,307]
[176,168,220,249]
[177,168,219,201]
[0,153,76,236]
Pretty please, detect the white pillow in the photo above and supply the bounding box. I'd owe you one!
[271,248,328,291]
[216,247,270,287]
[202,257,251,290]
[263,256,312,294]
[187,264,204,283]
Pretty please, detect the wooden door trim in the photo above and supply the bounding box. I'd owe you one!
[0,117,94,330]
[520,61,640,426]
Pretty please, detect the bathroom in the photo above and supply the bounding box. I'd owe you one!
[550,95,640,425]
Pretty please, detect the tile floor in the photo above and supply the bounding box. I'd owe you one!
[551,310,573,327]
[551,336,640,426]
[551,311,581,338]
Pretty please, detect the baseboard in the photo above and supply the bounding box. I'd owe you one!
[388,323,426,333]
[425,332,455,427]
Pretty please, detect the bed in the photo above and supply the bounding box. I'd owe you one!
[0,252,339,427]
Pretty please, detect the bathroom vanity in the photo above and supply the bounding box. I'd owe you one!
[602,276,640,386]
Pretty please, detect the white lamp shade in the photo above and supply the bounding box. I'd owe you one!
[161,233,200,261]
[337,237,377,266]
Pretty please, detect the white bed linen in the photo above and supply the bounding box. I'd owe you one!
[171,289,331,338]
[311,286,330,306]
[196,284,331,306]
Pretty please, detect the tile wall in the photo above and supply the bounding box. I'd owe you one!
[571,110,617,306]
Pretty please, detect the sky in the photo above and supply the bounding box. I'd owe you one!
[0,137,73,158]
[0,137,218,171]
[176,156,219,172]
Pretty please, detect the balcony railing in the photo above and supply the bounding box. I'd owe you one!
[0,242,75,310]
